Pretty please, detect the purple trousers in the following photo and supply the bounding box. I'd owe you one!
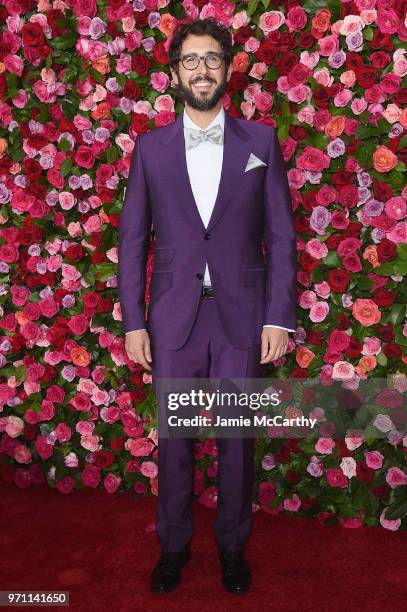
[151,295,264,553]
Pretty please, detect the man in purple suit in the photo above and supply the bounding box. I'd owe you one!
[118,17,297,595]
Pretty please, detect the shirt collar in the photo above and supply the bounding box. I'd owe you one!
[183,106,225,131]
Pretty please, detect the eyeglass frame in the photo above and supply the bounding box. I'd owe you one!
[177,52,226,71]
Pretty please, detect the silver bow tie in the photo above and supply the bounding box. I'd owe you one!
[184,124,224,150]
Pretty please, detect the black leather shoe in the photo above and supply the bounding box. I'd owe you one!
[151,544,191,593]
[219,549,252,593]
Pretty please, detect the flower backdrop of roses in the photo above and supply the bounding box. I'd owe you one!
[0,0,406,530]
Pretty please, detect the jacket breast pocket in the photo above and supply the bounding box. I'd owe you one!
[153,247,173,272]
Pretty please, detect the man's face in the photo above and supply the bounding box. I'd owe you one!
[171,34,233,112]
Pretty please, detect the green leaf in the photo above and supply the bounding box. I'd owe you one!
[387,303,405,326]
[247,0,260,16]
[49,32,77,50]
[60,158,72,177]
[107,146,118,164]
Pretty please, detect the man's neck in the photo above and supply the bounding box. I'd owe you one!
[184,103,223,129]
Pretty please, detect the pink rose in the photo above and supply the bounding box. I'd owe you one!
[258,11,285,34]
[128,437,154,457]
[4,54,24,76]
[340,456,357,479]
[296,146,330,172]
[286,5,307,32]
[56,476,75,494]
[82,464,101,488]
[35,434,54,460]
[150,71,170,93]
[386,467,407,489]
[10,286,30,307]
[39,297,59,318]
[140,461,158,478]
[14,444,32,464]
[104,473,121,494]
[365,450,384,470]
[309,301,329,322]
[326,468,348,488]
[380,509,401,531]
[68,314,89,336]
[345,431,363,450]
[55,423,72,443]
[5,416,24,438]
[283,494,301,512]
[315,437,335,454]
[332,361,355,380]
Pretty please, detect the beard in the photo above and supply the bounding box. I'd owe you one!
[173,68,228,111]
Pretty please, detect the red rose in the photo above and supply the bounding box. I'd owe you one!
[24,159,42,181]
[130,112,149,134]
[328,269,350,292]
[82,291,101,308]
[299,251,319,272]
[65,244,85,262]
[123,80,141,100]
[0,244,19,263]
[313,86,330,108]
[377,237,397,262]
[233,26,252,44]
[370,51,391,70]
[110,436,125,452]
[345,337,363,358]
[355,65,377,88]
[93,450,115,468]
[338,184,359,208]
[132,52,151,76]
[22,22,45,47]
[377,323,394,342]
[75,145,95,169]
[372,287,396,307]
[27,133,48,150]
[73,0,97,17]
[255,41,277,65]
[383,343,402,360]
[228,71,249,91]
[153,41,168,65]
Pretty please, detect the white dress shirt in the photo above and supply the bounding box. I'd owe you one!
[126,105,295,334]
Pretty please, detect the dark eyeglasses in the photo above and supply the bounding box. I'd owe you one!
[178,53,225,70]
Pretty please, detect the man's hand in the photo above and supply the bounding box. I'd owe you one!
[260,327,289,364]
[124,330,152,371]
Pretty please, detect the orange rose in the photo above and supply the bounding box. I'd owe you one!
[312,9,332,33]
[0,137,7,157]
[232,51,249,73]
[71,346,90,367]
[91,101,111,121]
[325,115,345,138]
[359,355,377,372]
[296,346,315,368]
[352,298,381,327]
[158,13,177,37]
[362,245,380,267]
[373,145,398,173]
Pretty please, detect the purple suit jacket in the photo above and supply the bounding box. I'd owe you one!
[118,110,297,350]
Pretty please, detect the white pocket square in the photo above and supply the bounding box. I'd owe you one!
[244,152,268,172]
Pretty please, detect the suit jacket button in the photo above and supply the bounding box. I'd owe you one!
[204,232,212,240]
[196,273,203,279]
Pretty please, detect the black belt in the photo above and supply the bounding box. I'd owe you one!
[202,285,215,298]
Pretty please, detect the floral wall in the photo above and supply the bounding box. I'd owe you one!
[0,0,406,530]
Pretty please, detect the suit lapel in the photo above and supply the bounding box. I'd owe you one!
[159,110,253,232]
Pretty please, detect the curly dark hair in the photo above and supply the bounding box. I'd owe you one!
[168,17,233,70]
